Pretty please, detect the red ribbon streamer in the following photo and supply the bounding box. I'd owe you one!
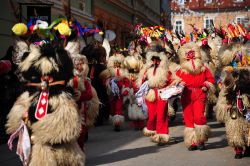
[186,50,196,70]
[116,68,120,77]
[153,59,160,75]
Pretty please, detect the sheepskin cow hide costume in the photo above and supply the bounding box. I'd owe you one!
[176,42,215,151]
[222,68,250,159]
[123,51,146,130]
[6,43,85,166]
[100,53,129,131]
[199,37,220,119]
[137,41,174,144]
[68,53,99,127]
[65,36,100,143]
[214,41,250,159]
[215,42,249,124]
[68,53,99,146]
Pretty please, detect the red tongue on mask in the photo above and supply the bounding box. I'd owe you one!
[186,50,196,70]
[237,91,244,112]
[116,68,120,77]
[153,59,160,75]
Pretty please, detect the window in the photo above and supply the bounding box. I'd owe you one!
[79,0,86,11]
[204,18,214,29]
[178,0,185,5]
[236,16,245,24]
[174,20,183,33]
[234,0,243,2]
[71,0,86,12]
[205,0,212,4]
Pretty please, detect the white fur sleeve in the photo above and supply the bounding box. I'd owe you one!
[6,92,32,134]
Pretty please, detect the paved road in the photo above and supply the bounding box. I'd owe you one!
[1,112,250,166]
[85,113,250,166]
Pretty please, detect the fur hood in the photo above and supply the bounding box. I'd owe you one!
[124,54,144,72]
[178,42,205,74]
[72,54,89,77]
[107,53,125,68]
[102,53,128,79]
[145,41,169,69]
[198,37,219,63]
[19,44,74,83]
[218,42,246,66]
[143,41,170,88]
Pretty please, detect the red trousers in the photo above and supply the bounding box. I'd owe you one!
[110,97,123,116]
[77,103,88,150]
[77,124,87,150]
[146,93,168,134]
[181,88,207,128]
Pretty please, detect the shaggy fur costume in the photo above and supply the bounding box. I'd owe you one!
[215,42,249,123]
[221,67,250,156]
[6,44,85,166]
[176,42,215,147]
[123,53,146,130]
[68,54,99,127]
[137,41,173,143]
[100,53,129,128]
[199,37,220,118]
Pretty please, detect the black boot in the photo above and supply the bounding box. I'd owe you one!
[188,145,197,151]
[198,143,206,151]
[244,146,250,157]
[169,115,176,121]
[235,153,243,159]
[114,125,120,132]
[234,147,243,159]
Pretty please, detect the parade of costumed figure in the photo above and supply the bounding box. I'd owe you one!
[215,38,250,159]
[199,35,219,119]
[215,24,250,124]
[214,43,236,124]
[5,21,85,166]
[165,39,181,122]
[123,44,146,130]
[137,40,175,144]
[176,42,215,151]
[100,53,129,131]
[5,43,85,166]
[65,25,99,144]
[68,53,99,148]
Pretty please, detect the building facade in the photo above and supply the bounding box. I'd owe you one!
[93,0,161,47]
[0,0,162,57]
[161,0,172,29]
[170,0,250,33]
[0,0,93,58]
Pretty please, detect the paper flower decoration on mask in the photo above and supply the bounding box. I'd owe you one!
[12,23,28,36]
[134,24,173,47]
[222,23,249,42]
[54,20,71,36]
[57,22,71,36]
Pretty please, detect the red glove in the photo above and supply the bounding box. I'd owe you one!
[123,90,129,96]
[0,60,11,75]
